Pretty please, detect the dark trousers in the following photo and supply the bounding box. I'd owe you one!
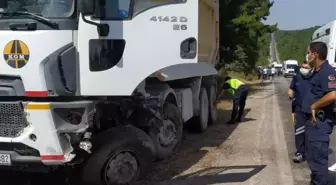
[294,110,306,156]
[231,85,248,121]
[305,115,334,185]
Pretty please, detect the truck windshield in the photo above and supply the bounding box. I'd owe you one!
[286,64,297,69]
[0,0,75,18]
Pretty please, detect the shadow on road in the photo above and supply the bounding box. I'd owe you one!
[0,170,71,185]
[136,108,253,185]
[239,117,257,123]
[159,165,267,185]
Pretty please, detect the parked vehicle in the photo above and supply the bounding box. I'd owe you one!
[283,60,298,77]
[274,63,283,76]
[0,0,219,184]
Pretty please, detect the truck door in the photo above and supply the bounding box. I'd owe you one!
[77,0,198,96]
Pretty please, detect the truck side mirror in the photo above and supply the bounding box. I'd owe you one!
[0,0,8,8]
[78,0,109,37]
[78,0,96,15]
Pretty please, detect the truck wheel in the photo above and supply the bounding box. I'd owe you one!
[148,103,183,160]
[189,87,209,133]
[208,85,218,124]
[79,126,155,185]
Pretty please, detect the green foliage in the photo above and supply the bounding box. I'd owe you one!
[256,33,271,66]
[275,26,320,64]
[218,0,277,73]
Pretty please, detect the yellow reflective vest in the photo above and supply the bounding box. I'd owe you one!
[225,79,244,95]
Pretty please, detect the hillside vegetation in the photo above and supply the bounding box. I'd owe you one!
[275,26,320,63]
[218,0,277,74]
[256,33,271,66]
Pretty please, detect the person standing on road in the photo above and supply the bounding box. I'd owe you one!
[263,67,268,80]
[267,66,272,80]
[271,66,276,78]
[301,42,336,185]
[257,67,262,80]
[287,61,312,163]
[277,67,282,76]
[217,76,249,124]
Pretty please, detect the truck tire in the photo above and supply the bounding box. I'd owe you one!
[188,87,209,133]
[79,126,155,185]
[148,103,183,160]
[208,84,218,124]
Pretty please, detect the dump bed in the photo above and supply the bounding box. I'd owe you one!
[198,0,219,66]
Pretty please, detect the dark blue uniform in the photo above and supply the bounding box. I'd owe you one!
[301,61,336,185]
[289,72,310,157]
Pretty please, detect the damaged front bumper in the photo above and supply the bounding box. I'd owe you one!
[0,100,95,167]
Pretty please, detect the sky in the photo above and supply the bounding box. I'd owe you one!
[264,0,336,30]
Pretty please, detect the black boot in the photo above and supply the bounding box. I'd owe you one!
[236,117,242,122]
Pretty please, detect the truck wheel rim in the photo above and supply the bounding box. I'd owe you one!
[104,152,139,185]
[158,119,176,147]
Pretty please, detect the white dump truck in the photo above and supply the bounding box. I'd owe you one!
[309,20,336,67]
[0,0,219,184]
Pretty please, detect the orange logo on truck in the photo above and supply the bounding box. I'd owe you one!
[3,40,30,69]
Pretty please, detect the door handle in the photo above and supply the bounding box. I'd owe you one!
[180,37,197,59]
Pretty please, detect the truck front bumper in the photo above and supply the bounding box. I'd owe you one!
[0,101,94,166]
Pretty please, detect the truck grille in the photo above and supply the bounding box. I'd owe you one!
[0,102,28,138]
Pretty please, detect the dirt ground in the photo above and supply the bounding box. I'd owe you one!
[134,80,294,185]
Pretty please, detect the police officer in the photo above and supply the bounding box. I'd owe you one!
[288,62,312,163]
[218,76,249,124]
[301,42,336,185]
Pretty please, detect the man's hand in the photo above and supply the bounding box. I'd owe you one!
[288,89,294,98]
[311,103,319,124]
